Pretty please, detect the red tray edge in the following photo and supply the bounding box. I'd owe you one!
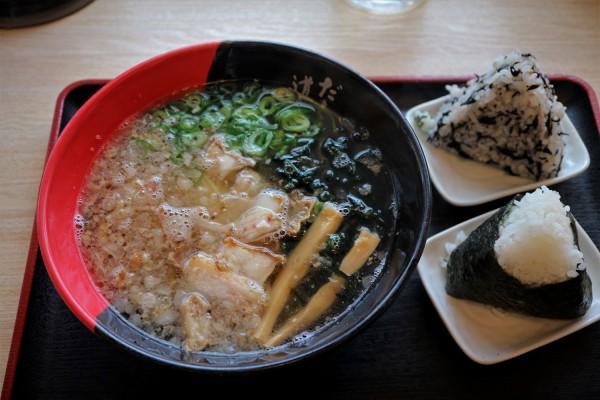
[370,74,600,134]
[1,79,109,400]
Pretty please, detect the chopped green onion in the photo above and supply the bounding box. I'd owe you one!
[178,116,199,132]
[182,130,208,148]
[219,100,233,118]
[148,81,330,165]
[232,105,261,118]
[131,137,157,152]
[275,102,315,125]
[184,94,203,112]
[272,87,297,102]
[243,129,274,158]
[281,110,310,132]
[152,110,176,127]
[270,130,297,147]
[199,105,226,128]
[259,95,277,115]
[309,201,324,221]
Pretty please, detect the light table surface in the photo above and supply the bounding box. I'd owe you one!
[1,0,599,396]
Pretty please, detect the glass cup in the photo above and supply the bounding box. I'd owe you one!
[346,0,425,14]
[0,0,94,29]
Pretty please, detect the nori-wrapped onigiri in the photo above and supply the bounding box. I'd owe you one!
[445,186,592,319]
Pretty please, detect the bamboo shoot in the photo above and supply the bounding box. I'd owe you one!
[339,228,381,276]
[254,202,343,342]
[264,276,345,347]
[264,227,381,346]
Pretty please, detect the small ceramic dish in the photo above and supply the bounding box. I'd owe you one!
[405,96,590,206]
[417,209,600,365]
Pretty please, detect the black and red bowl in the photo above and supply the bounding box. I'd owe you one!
[36,41,431,372]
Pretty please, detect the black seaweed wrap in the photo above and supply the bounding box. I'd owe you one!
[445,198,593,319]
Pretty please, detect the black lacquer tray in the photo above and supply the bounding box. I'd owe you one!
[4,76,600,400]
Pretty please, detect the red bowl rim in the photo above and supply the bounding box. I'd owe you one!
[37,41,222,330]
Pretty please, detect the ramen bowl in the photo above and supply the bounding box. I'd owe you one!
[37,41,431,372]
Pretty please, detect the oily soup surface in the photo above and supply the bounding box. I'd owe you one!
[77,80,395,353]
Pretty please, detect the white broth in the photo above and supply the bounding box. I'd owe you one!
[77,80,394,353]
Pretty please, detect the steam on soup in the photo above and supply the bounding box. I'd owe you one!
[77,80,396,353]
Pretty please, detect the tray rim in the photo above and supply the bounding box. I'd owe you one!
[1,78,110,399]
[3,74,599,398]
[372,74,600,129]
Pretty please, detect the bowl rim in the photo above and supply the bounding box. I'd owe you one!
[36,40,432,372]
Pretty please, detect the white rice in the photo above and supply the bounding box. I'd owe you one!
[494,186,585,286]
[417,51,567,180]
[440,230,467,269]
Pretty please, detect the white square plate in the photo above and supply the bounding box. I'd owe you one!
[405,96,590,206]
[417,210,600,364]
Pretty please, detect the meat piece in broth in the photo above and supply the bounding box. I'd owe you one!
[254,189,288,214]
[157,203,231,263]
[232,206,284,244]
[232,168,266,197]
[209,193,254,224]
[197,135,256,181]
[179,292,213,351]
[287,190,317,237]
[157,204,210,244]
[183,252,267,311]
[220,237,285,286]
